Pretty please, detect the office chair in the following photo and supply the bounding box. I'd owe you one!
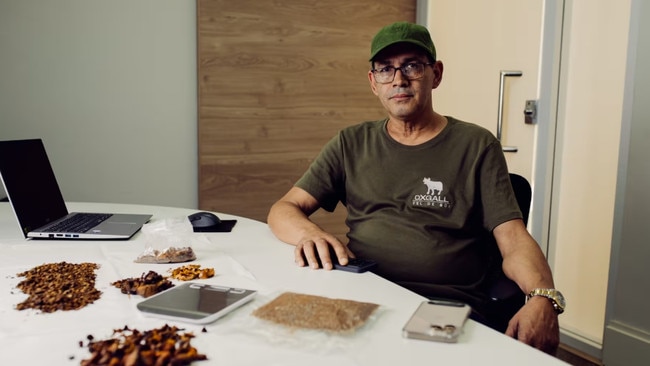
[509,173,531,224]
[484,173,531,332]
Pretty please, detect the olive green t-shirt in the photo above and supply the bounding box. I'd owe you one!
[296,117,522,313]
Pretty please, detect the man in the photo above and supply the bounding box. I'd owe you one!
[267,21,562,354]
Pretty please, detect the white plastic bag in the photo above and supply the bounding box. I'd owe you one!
[135,217,197,263]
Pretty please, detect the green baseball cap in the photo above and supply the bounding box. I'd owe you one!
[369,21,436,62]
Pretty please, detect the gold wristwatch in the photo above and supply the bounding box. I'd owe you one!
[526,288,566,314]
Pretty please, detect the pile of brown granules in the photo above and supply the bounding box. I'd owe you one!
[15,261,102,312]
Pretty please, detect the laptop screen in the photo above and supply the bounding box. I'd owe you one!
[0,139,69,236]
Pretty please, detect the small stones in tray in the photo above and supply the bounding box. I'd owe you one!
[79,324,207,366]
[15,261,102,313]
[111,270,174,298]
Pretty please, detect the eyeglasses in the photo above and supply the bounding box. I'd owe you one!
[371,62,434,84]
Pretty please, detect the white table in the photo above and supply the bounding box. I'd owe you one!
[0,202,567,365]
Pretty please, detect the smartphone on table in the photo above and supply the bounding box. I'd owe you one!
[402,299,472,343]
[333,257,378,273]
[317,247,378,273]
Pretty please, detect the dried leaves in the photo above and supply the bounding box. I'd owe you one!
[80,324,207,366]
[15,262,102,312]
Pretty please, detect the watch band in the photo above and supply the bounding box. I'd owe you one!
[527,288,566,314]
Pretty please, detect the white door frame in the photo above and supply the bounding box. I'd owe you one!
[529,0,564,261]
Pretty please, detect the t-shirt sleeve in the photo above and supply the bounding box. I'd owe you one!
[478,141,524,231]
[295,134,346,212]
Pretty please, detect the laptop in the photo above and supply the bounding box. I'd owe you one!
[0,139,152,240]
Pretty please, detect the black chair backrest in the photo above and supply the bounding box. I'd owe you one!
[482,173,533,332]
[509,173,531,225]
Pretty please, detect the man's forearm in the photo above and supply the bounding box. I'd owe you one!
[494,220,555,293]
[267,200,320,246]
[502,238,555,294]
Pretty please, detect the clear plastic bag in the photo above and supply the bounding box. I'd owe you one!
[135,217,197,263]
[215,291,384,354]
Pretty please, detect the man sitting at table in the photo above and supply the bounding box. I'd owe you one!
[267,21,562,354]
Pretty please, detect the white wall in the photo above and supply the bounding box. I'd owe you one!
[550,0,630,350]
[604,2,650,362]
[0,0,197,209]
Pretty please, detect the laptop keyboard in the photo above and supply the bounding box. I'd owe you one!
[47,213,113,233]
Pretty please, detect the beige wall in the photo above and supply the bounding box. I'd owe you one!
[551,0,630,347]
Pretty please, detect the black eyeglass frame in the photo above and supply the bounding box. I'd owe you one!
[370,62,435,84]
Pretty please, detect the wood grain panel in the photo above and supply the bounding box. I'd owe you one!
[198,0,415,241]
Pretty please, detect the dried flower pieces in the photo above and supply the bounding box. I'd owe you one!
[15,262,102,313]
[80,324,207,366]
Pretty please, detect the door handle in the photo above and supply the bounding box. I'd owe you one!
[497,70,522,153]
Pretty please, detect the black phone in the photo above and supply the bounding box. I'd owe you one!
[333,257,378,273]
[309,247,378,273]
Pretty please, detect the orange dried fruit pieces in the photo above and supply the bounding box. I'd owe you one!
[169,264,215,281]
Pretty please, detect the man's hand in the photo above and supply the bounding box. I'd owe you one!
[294,232,354,270]
[267,186,355,270]
[505,296,560,354]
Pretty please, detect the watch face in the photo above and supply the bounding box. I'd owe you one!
[554,290,566,309]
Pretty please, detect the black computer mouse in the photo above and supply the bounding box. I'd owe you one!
[188,211,221,229]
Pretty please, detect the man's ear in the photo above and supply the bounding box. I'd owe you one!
[432,60,444,89]
[368,71,379,95]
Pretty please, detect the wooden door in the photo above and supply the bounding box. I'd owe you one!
[197,0,416,242]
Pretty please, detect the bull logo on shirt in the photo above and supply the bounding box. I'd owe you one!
[413,178,451,208]
[422,178,443,195]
